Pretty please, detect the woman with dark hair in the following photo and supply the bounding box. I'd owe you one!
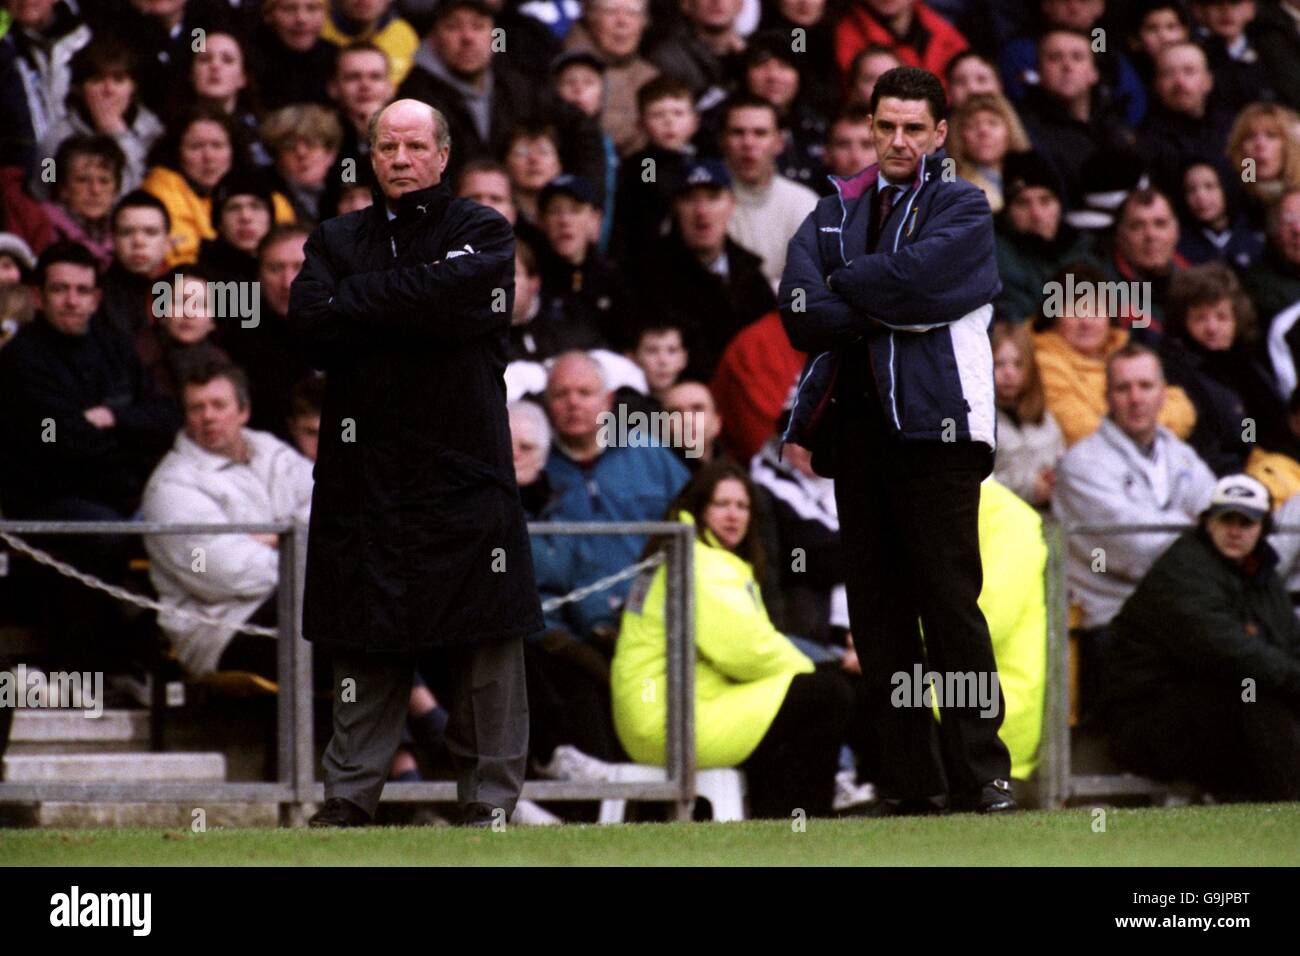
[37,35,165,196]
[1159,262,1286,475]
[612,460,855,818]
[1174,159,1266,270]
[173,30,272,168]
[1102,473,1300,802]
[141,105,294,267]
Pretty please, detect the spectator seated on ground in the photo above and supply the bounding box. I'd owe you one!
[1159,262,1286,476]
[1101,473,1300,802]
[612,460,855,819]
[141,359,319,683]
[1053,343,1217,719]
[1033,264,1197,447]
[991,320,1063,509]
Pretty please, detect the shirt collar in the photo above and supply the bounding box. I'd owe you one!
[180,430,255,471]
[877,172,909,192]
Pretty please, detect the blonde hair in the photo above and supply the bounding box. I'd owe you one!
[260,104,344,156]
[1226,103,1300,199]
[947,92,1031,175]
[990,321,1047,424]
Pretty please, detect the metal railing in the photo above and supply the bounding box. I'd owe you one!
[1040,520,1300,807]
[0,520,696,824]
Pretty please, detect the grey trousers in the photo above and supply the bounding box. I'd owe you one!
[321,638,529,818]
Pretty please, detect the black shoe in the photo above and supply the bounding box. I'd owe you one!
[459,802,504,828]
[955,779,1018,814]
[309,797,371,828]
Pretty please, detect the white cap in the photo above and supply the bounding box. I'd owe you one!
[1206,474,1270,523]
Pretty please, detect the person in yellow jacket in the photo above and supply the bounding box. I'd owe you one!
[319,0,419,89]
[1034,310,1196,448]
[976,478,1048,781]
[613,461,854,818]
[142,107,296,268]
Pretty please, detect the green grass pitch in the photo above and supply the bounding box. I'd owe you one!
[2,804,1298,866]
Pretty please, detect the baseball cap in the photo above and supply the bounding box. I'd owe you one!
[1204,474,1270,523]
[538,174,597,212]
[674,158,732,198]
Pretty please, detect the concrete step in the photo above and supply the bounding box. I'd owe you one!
[34,802,279,828]
[2,751,225,783]
[9,708,149,746]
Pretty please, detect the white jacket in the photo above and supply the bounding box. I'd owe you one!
[1053,417,1216,629]
[142,429,314,678]
[993,407,1064,507]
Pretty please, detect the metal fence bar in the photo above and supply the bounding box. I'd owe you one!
[275,526,296,824]
[677,524,696,820]
[0,519,700,822]
[291,521,313,824]
[1047,521,1300,805]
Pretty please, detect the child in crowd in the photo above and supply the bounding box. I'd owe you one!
[991,321,1064,508]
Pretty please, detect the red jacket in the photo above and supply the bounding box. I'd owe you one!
[835,1,968,93]
[710,311,806,463]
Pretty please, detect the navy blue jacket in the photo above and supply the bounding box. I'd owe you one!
[778,149,1001,476]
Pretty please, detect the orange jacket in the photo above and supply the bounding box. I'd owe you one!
[835,1,968,93]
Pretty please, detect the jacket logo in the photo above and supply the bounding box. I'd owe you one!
[819,226,841,233]
[446,244,476,259]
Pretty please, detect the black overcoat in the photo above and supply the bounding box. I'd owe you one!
[289,181,543,652]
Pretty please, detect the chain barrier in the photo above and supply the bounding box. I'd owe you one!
[0,531,665,636]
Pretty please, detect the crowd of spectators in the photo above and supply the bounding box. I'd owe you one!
[2,0,1300,812]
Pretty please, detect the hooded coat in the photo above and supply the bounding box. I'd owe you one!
[288,180,543,653]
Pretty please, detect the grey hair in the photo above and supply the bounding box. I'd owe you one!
[546,350,610,393]
[368,100,451,152]
[508,400,552,459]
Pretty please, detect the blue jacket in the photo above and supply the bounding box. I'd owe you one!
[535,443,690,638]
[778,149,1001,476]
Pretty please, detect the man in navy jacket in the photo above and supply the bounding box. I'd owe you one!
[779,66,1015,815]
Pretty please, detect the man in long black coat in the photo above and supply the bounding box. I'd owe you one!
[290,99,543,828]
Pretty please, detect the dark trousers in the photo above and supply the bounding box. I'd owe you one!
[321,638,529,817]
[1107,682,1300,801]
[833,395,1012,801]
[522,637,627,764]
[741,668,854,818]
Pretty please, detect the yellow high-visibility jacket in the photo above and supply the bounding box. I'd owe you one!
[612,512,814,767]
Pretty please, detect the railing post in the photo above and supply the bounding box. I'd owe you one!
[1040,521,1064,808]
[676,524,695,819]
[275,525,303,827]
[291,518,313,825]
[1049,522,1073,807]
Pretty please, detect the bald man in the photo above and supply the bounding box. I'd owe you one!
[291,100,541,828]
